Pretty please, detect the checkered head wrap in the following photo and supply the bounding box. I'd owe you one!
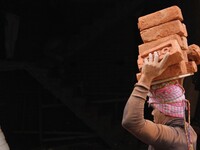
[148,82,186,118]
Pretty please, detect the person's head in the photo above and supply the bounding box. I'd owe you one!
[148,80,186,124]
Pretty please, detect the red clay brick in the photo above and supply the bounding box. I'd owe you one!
[138,34,188,54]
[187,44,200,65]
[137,40,184,70]
[136,61,187,81]
[182,51,188,62]
[140,20,188,43]
[181,36,188,50]
[138,5,183,31]
[136,61,197,82]
[186,61,197,73]
[154,61,187,81]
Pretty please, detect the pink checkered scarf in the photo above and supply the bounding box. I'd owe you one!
[148,83,186,118]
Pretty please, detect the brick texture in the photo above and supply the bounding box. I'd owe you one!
[186,61,198,73]
[138,34,188,54]
[138,6,183,31]
[182,51,188,62]
[154,61,187,81]
[137,61,197,82]
[181,36,188,50]
[187,44,200,65]
[140,20,188,43]
[136,60,198,81]
[137,61,186,81]
[137,40,184,70]
[136,5,199,83]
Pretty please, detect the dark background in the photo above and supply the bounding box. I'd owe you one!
[0,0,199,150]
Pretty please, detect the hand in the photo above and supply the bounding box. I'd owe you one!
[139,51,170,86]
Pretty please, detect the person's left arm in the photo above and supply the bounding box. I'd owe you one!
[122,52,174,144]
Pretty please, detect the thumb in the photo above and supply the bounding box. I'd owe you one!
[159,52,170,68]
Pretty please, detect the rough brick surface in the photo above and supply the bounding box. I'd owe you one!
[138,34,188,54]
[140,20,188,43]
[182,51,188,62]
[137,40,184,70]
[136,5,199,84]
[138,5,183,31]
[187,44,200,65]
[186,61,197,73]
[136,60,197,81]
[181,36,188,50]
[136,61,187,81]
[154,61,187,81]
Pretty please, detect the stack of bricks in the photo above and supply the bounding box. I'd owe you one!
[136,5,200,84]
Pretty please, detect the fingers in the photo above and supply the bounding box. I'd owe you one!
[145,52,158,63]
[159,52,170,68]
[153,51,159,63]
[144,58,148,64]
[148,53,153,62]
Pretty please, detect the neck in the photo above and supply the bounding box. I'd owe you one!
[165,118,185,128]
[161,116,175,124]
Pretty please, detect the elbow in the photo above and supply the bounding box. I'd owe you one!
[122,114,141,131]
[122,118,142,136]
[121,110,134,130]
[121,117,131,130]
[121,119,126,128]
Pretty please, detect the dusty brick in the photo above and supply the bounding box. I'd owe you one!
[186,61,198,73]
[182,50,188,62]
[136,61,197,82]
[137,40,184,70]
[181,36,188,50]
[136,61,187,81]
[154,61,187,81]
[187,44,200,65]
[138,5,183,31]
[138,34,188,54]
[140,20,188,43]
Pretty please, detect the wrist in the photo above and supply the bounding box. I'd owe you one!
[138,74,153,88]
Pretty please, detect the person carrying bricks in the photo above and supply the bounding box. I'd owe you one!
[122,52,197,150]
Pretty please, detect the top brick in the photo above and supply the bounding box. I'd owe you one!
[138,5,183,31]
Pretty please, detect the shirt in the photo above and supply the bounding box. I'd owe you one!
[122,83,197,150]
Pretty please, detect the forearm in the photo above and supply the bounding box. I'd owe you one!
[122,83,149,134]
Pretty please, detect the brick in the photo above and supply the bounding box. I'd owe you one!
[186,61,198,73]
[136,61,187,81]
[154,61,187,81]
[182,50,188,62]
[136,61,197,82]
[180,36,188,50]
[187,44,200,65]
[137,40,184,70]
[140,20,188,43]
[138,34,188,54]
[138,6,183,31]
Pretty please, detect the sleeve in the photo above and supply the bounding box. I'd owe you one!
[122,83,179,146]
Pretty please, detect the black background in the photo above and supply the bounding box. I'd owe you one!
[0,0,199,149]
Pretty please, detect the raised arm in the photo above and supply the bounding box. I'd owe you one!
[122,51,170,143]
